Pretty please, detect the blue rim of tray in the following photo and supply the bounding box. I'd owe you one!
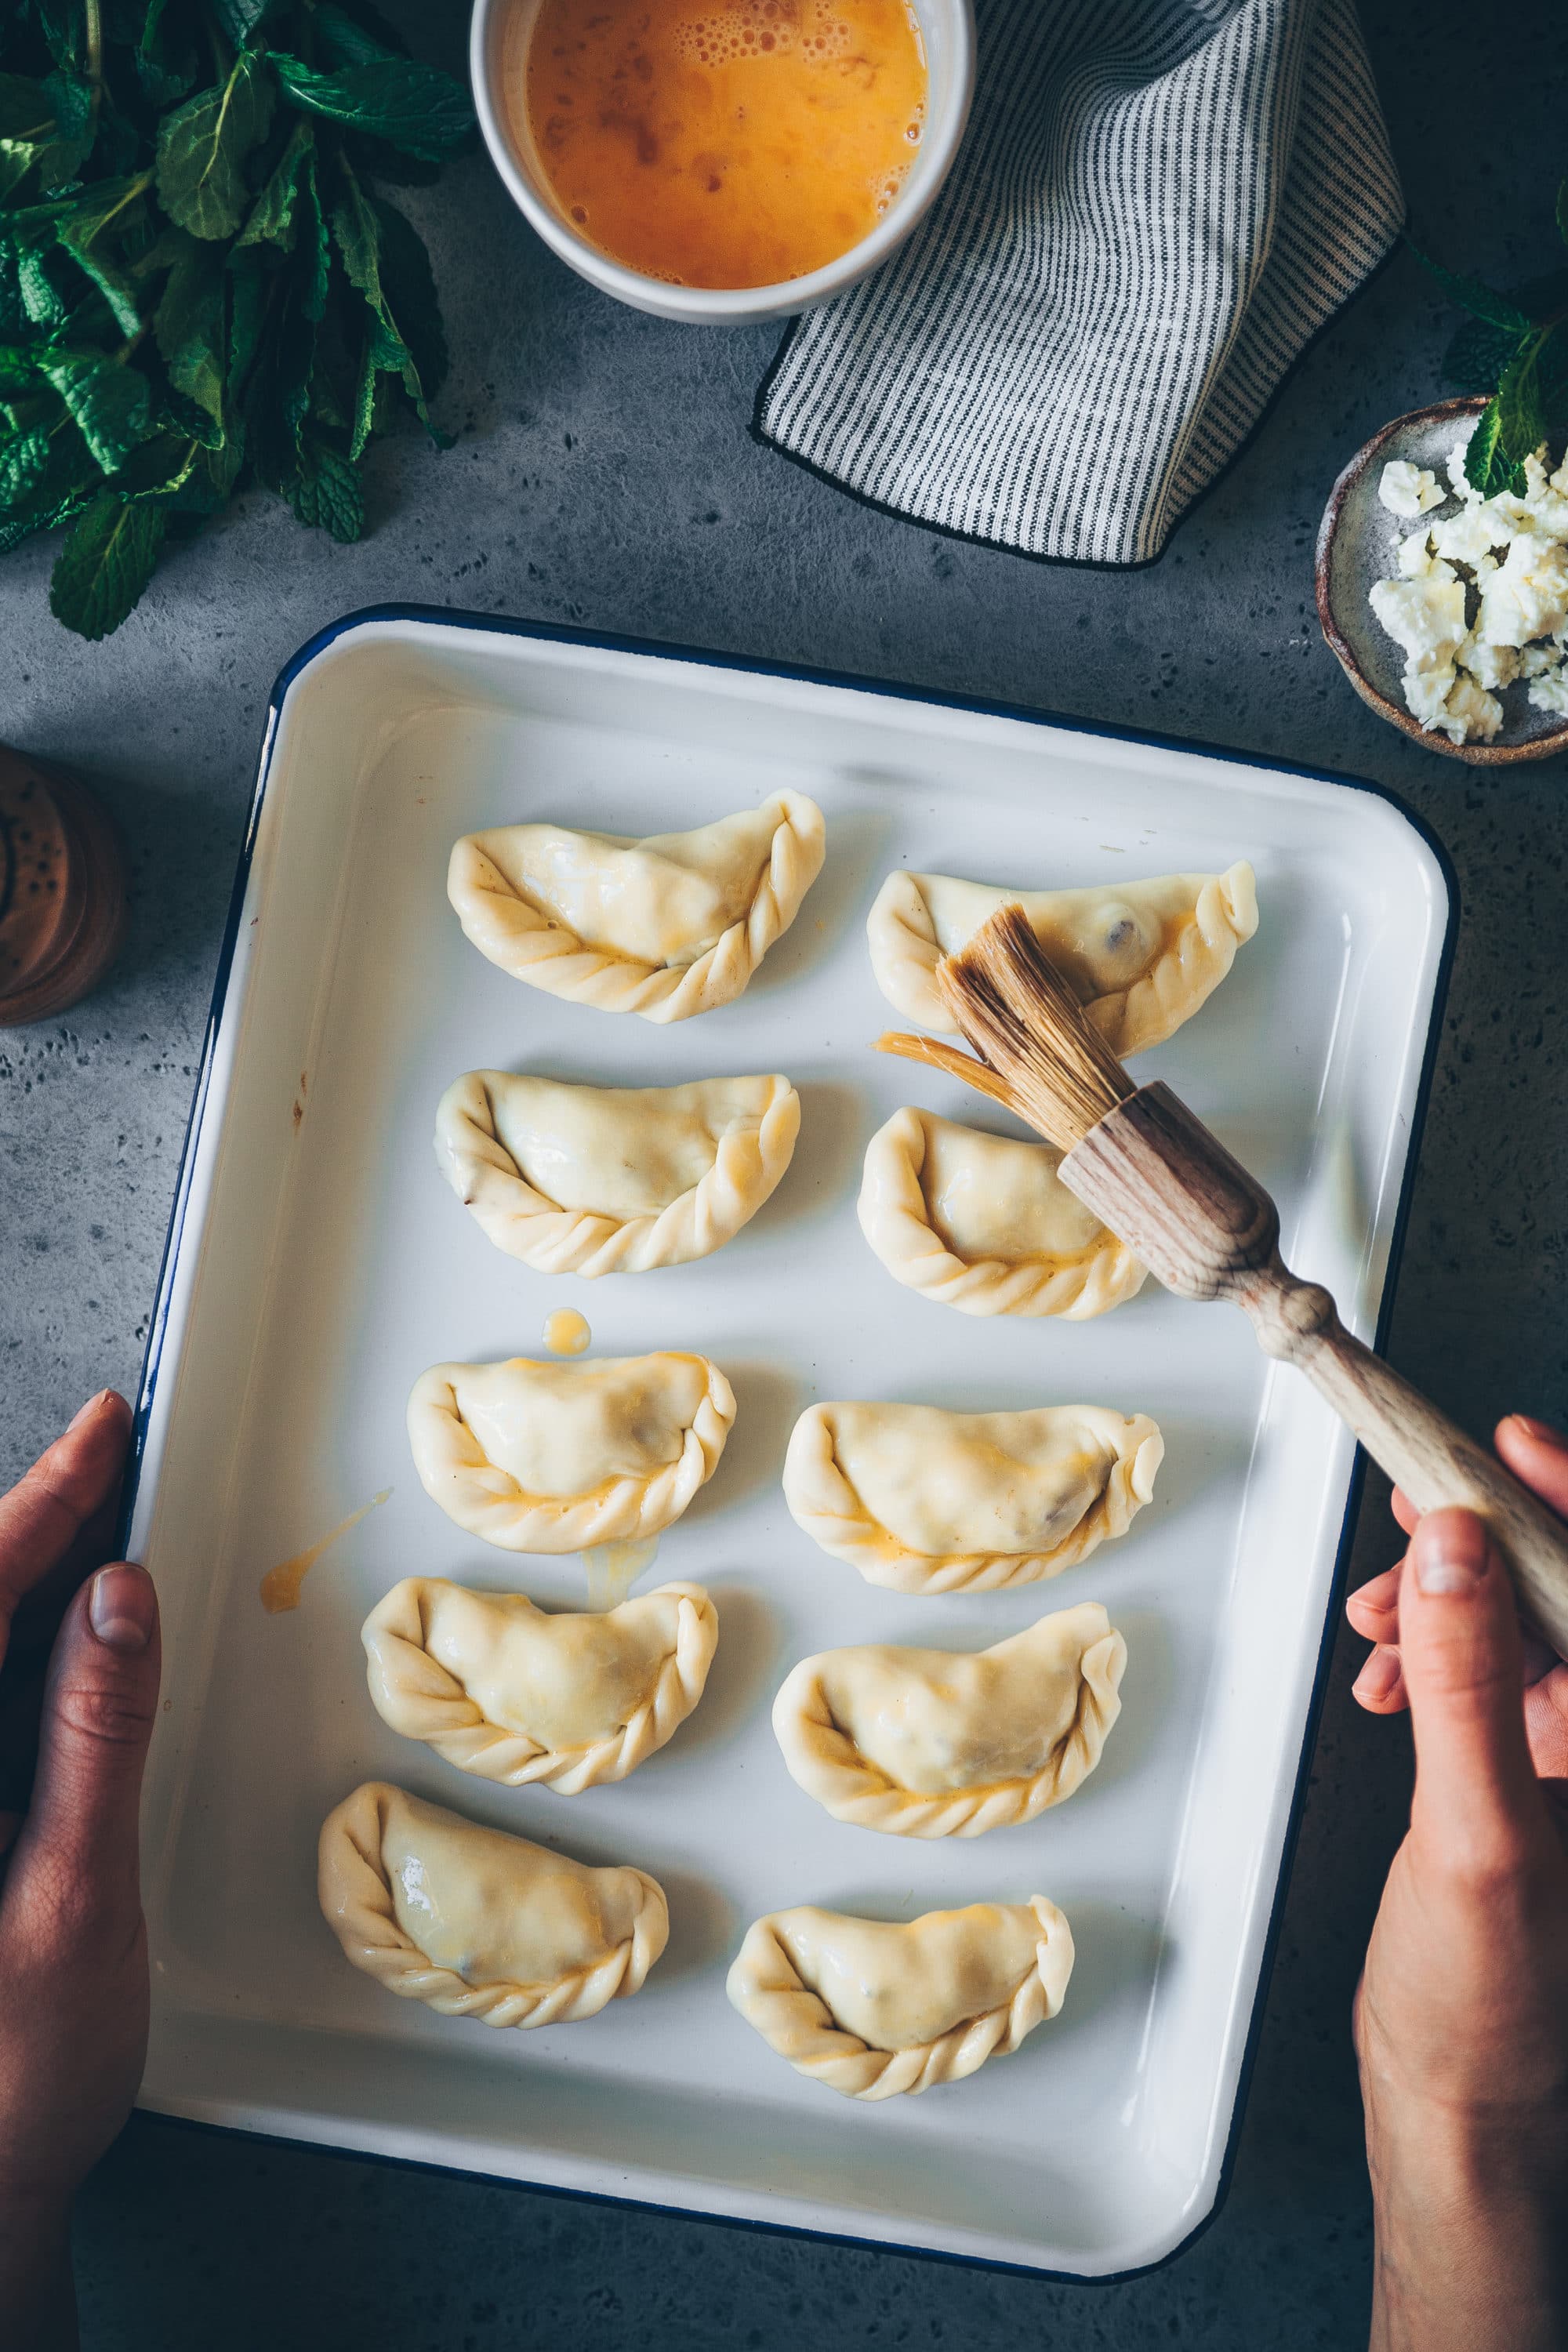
[115,601,1460,2287]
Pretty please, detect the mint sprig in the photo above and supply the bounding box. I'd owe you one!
[1411,183,1568,498]
[0,0,474,639]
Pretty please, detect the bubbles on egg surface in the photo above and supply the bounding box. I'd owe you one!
[674,0,852,69]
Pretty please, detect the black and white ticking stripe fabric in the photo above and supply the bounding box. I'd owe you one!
[754,0,1403,566]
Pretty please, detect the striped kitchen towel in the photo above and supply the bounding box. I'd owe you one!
[754,0,1403,566]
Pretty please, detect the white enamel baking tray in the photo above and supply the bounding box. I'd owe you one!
[123,610,1452,2280]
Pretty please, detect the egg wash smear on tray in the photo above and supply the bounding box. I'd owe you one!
[518,0,927,289]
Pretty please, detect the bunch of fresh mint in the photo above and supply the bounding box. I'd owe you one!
[1417,181,1568,498]
[0,0,474,640]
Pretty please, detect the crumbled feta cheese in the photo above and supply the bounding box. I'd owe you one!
[1456,634,1519,692]
[1369,574,1467,674]
[1433,674,1504,744]
[1367,431,1568,743]
[1446,435,1481,501]
[1430,502,1506,566]
[1401,663,1457,726]
[1518,451,1568,538]
[1379,459,1445,517]
[1528,667,1568,716]
[1476,532,1568,648]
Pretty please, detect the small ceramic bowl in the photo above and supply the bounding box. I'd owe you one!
[470,0,977,327]
[1316,394,1568,767]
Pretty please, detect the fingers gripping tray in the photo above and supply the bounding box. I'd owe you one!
[125,612,1450,2278]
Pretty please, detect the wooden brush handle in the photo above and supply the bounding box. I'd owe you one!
[1062,1083,1568,1657]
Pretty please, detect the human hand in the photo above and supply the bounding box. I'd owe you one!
[1345,1417,1568,2352]
[0,1393,161,2351]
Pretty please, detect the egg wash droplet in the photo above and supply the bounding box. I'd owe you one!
[543,1308,592,1356]
[580,1535,661,1612]
[260,1490,392,1614]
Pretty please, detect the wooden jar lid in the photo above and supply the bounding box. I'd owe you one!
[0,746,128,1027]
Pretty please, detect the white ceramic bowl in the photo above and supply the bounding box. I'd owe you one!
[470,0,977,325]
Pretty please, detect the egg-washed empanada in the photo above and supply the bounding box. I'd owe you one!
[434,1070,800,1276]
[866,860,1258,1048]
[362,1577,719,1791]
[858,1106,1146,1320]
[408,1352,735,1552]
[782,1399,1162,1593]
[447,793,826,1023]
[726,1897,1074,2098]
[772,1601,1125,1837]
[318,1782,667,2027]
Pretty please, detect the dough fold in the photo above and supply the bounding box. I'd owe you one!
[771,1601,1125,1836]
[434,1070,800,1276]
[858,1106,1145,1319]
[782,1399,1161,1592]
[318,1782,667,2026]
[363,1578,719,1791]
[447,793,826,1022]
[726,1898,1073,2097]
[866,860,1257,1048]
[408,1352,735,1552]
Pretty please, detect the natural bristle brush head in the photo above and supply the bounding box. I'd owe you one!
[932,903,1135,1152]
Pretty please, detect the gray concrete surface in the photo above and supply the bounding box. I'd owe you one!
[4,1,1566,2344]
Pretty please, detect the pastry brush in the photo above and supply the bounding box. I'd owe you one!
[877,903,1568,1655]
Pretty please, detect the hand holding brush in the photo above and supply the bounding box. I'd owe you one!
[877,904,1568,1657]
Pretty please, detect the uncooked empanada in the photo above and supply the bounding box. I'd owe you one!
[727,1897,1073,2097]
[448,794,826,1023]
[435,1070,800,1276]
[866,860,1258,1047]
[782,1400,1161,1592]
[772,1601,1125,1837]
[318,1782,666,2026]
[858,1106,1145,1319]
[362,1577,719,1791]
[408,1352,735,1552]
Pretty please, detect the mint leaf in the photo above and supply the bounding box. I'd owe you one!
[1465,399,1504,496]
[330,165,448,438]
[212,0,277,42]
[0,74,55,142]
[0,488,94,557]
[290,438,362,539]
[298,150,330,321]
[370,194,447,397]
[0,247,24,336]
[38,67,94,183]
[154,230,226,434]
[16,241,69,326]
[157,49,276,240]
[1407,240,1534,333]
[165,425,244,513]
[313,4,403,68]
[0,422,53,506]
[272,55,474,162]
[1443,316,1527,394]
[225,241,270,393]
[40,350,154,472]
[238,114,313,249]
[31,1,85,73]
[53,175,154,336]
[1497,327,1552,464]
[49,490,165,637]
